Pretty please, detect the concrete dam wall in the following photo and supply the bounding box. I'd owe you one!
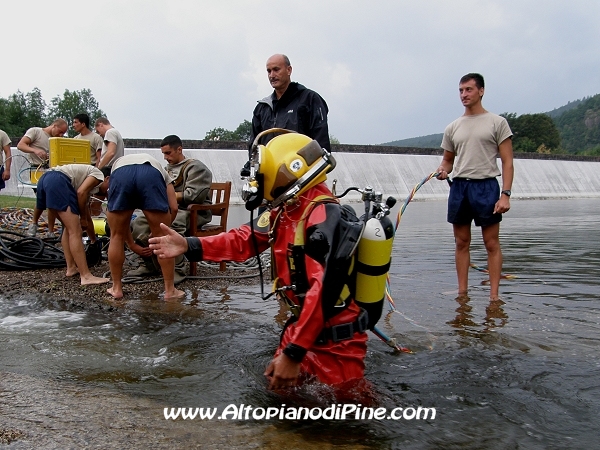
[4,147,600,204]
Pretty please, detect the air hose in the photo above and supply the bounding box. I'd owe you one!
[0,230,65,270]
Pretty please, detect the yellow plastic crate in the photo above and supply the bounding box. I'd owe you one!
[49,137,91,167]
[29,167,47,184]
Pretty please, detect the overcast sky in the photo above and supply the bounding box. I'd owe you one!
[3,0,599,144]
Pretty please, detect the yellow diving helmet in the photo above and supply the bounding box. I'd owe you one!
[243,129,336,208]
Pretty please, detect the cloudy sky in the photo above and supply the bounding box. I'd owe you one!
[3,0,599,144]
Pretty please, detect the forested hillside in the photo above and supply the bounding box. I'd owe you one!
[383,93,600,155]
[554,94,600,154]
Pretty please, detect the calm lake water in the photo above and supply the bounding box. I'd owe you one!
[1,198,599,449]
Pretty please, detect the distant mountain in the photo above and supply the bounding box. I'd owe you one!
[544,99,585,119]
[381,133,443,148]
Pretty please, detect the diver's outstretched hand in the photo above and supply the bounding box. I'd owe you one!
[264,353,301,390]
[148,223,189,259]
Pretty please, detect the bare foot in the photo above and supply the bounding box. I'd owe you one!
[81,275,110,285]
[66,268,79,277]
[164,288,185,300]
[107,286,123,299]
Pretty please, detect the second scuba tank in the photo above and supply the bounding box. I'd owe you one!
[354,215,395,329]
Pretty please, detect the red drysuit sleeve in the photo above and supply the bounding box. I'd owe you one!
[200,223,270,263]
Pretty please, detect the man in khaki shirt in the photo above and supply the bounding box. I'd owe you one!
[17,118,68,166]
[435,73,514,301]
[36,164,110,285]
[17,118,68,236]
[73,113,103,165]
[0,129,12,189]
[95,117,124,170]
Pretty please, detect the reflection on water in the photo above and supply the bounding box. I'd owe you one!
[1,199,600,449]
[447,295,508,334]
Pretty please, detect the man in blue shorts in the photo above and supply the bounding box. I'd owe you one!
[435,73,514,300]
[36,164,110,285]
[105,153,183,300]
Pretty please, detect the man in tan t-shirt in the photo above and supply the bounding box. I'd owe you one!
[95,117,124,170]
[17,118,68,166]
[17,118,68,236]
[435,73,514,301]
[36,164,109,285]
[73,113,103,165]
[0,129,12,189]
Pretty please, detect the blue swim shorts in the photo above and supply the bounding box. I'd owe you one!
[447,177,501,227]
[36,171,80,215]
[108,163,169,212]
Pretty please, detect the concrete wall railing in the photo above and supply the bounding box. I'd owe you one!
[4,146,600,204]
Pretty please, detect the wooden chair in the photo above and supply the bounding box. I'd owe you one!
[187,181,232,274]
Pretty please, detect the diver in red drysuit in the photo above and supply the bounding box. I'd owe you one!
[150,130,368,390]
[199,181,367,388]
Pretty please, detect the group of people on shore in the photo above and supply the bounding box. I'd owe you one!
[0,54,514,390]
[3,113,214,298]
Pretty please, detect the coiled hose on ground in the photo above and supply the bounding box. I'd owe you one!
[0,230,65,270]
[0,208,66,270]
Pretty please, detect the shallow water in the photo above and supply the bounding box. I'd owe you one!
[1,199,599,449]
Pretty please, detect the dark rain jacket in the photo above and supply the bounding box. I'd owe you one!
[249,82,330,154]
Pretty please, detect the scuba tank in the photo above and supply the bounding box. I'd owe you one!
[269,183,396,332]
[331,183,396,330]
[354,214,394,329]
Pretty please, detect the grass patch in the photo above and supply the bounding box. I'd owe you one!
[0,195,36,209]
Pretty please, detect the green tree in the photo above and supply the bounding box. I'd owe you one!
[329,134,340,145]
[204,120,252,141]
[47,89,105,137]
[501,112,561,152]
[204,127,236,141]
[233,120,252,141]
[0,88,47,137]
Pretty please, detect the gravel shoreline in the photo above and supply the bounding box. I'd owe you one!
[0,256,261,310]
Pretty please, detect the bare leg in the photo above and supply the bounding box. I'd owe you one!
[61,220,79,277]
[453,223,471,295]
[482,223,502,300]
[106,210,134,298]
[32,207,43,224]
[56,208,109,285]
[144,209,184,300]
[47,209,57,234]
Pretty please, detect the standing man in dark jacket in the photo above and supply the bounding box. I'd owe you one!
[248,54,330,155]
